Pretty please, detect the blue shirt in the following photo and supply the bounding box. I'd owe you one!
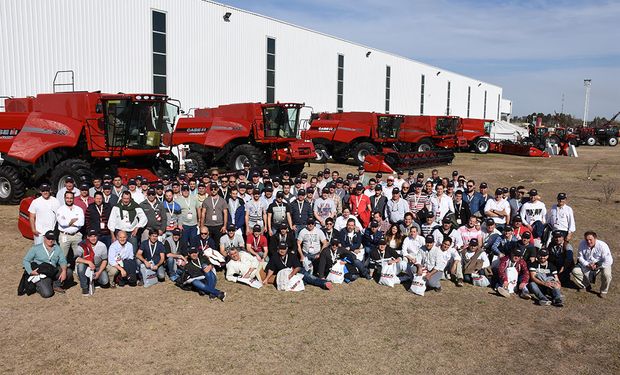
[138,240,165,264]
[22,243,67,274]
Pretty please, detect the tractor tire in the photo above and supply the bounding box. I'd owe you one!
[332,151,349,164]
[352,142,378,165]
[50,159,94,193]
[0,166,25,205]
[313,144,329,163]
[287,163,306,176]
[416,139,433,152]
[228,144,266,171]
[585,136,597,146]
[608,137,618,147]
[185,152,207,175]
[473,138,490,154]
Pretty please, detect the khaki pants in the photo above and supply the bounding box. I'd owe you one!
[59,232,83,258]
[572,265,612,294]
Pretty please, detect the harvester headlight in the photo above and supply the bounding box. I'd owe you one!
[136,95,142,100]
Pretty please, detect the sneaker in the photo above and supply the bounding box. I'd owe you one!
[81,289,90,296]
[324,282,333,290]
[434,286,442,293]
[456,279,464,287]
[170,274,179,282]
[137,280,144,287]
[520,291,532,300]
[552,300,564,307]
[208,293,217,300]
[218,292,227,302]
[537,299,551,306]
[497,287,510,298]
[586,286,592,293]
[52,286,66,294]
[599,292,606,299]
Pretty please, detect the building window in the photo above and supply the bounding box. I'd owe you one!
[483,90,487,118]
[467,86,471,118]
[497,94,501,121]
[337,54,344,112]
[152,10,166,94]
[385,66,391,113]
[420,74,425,115]
[446,81,451,115]
[266,37,276,103]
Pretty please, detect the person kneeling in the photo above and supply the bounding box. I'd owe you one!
[75,229,111,295]
[529,249,564,306]
[183,246,226,301]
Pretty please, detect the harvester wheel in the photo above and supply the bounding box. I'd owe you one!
[416,140,433,152]
[50,159,94,193]
[474,138,490,154]
[332,152,349,164]
[608,137,618,147]
[353,142,377,165]
[185,152,207,175]
[585,136,597,146]
[313,144,329,163]
[287,163,305,176]
[0,166,25,205]
[228,144,266,171]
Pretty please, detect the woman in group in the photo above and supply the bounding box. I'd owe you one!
[384,224,404,255]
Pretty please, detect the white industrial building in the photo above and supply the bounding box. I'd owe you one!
[0,0,512,120]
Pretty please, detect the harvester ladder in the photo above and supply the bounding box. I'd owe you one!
[53,70,75,93]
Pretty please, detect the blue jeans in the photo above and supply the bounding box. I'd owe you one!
[166,257,180,278]
[191,271,222,297]
[181,225,197,246]
[76,263,109,289]
[300,268,329,289]
[529,274,562,302]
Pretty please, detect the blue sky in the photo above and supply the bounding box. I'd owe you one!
[223,0,619,118]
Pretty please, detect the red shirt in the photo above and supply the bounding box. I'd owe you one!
[349,194,371,227]
[246,234,268,253]
[74,195,94,214]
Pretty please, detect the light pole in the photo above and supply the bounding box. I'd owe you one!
[583,79,591,127]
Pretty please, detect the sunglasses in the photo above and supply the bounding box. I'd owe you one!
[200,232,209,235]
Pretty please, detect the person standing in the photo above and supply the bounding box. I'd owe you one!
[350,185,372,228]
[74,183,94,214]
[289,189,313,236]
[139,188,166,242]
[546,192,576,241]
[108,191,148,251]
[56,191,85,262]
[28,183,60,245]
[178,185,200,245]
[572,231,613,298]
[85,192,113,248]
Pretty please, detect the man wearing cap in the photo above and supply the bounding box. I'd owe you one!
[267,191,293,235]
[225,246,261,284]
[369,184,387,219]
[28,183,61,245]
[508,186,527,221]
[519,189,547,239]
[261,242,333,290]
[56,176,78,202]
[108,191,148,251]
[481,218,501,253]
[496,247,531,299]
[313,187,336,227]
[511,216,533,243]
[75,230,110,295]
[339,218,364,260]
[424,237,463,290]
[269,223,296,257]
[478,182,493,215]
[200,182,229,245]
[164,228,188,281]
[110,176,127,198]
[463,180,484,217]
[246,224,269,261]
[385,187,409,226]
[85,192,113,248]
[56,191,85,263]
[22,230,71,297]
[220,224,245,257]
[350,184,372,228]
[383,175,396,197]
[289,189,313,236]
[245,188,267,236]
[226,187,245,233]
[101,183,118,206]
[297,218,327,262]
[89,177,104,197]
[546,193,576,241]
[127,179,144,204]
[184,246,226,301]
[178,184,200,245]
[572,231,613,297]
[461,239,490,284]
[317,238,349,279]
[74,183,94,214]
[547,230,574,286]
[317,168,331,191]
[136,229,166,282]
[433,217,464,250]
[139,188,166,242]
[528,249,564,306]
[489,225,518,263]
[249,171,262,192]
[484,188,511,231]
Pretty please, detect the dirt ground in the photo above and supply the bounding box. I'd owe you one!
[1,146,619,374]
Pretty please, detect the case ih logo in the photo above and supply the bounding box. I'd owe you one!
[186,128,209,133]
[22,126,69,136]
[0,128,19,137]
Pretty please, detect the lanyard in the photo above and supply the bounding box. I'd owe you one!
[280,254,288,267]
[211,197,219,210]
[354,195,362,210]
[165,201,174,214]
[148,241,157,260]
[184,196,191,209]
[95,204,103,217]
[330,249,338,263]
[191,258,202,269]
[253,235,261,250]
[297,201,304,217]
[200,239,208,250]
[44,246,54,262]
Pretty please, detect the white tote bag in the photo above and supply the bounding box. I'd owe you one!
[276,268,305,292]
[409,274,426,296]
[472,272,490,287]
[506,266,518,293]
[326,261,346,284]
[378,260,397,288]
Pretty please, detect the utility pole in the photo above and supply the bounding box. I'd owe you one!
[561,93,564,114]
[583,79,591,127]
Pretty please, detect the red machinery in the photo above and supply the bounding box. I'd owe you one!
[0,92,180,204]
[458,118,493,153]
[576,112,619,146]
[399,115,461,152]
[173,102,315,176]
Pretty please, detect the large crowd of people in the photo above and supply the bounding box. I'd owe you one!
[19,162,614,305]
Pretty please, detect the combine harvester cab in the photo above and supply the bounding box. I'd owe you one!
[399,115,461,152]
[0,91,180,205]
[174,102,315,175]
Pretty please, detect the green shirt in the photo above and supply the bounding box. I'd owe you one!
[177,194,199,226]
[22,243,67,274]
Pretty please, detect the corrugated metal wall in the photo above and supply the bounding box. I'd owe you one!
[0,0,505,120]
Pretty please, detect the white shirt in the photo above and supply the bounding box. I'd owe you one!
[225,251,260,282]
[108,204,148,232]
[108,241,134,266]
[520,200,547,226]
[578,239,613,268]
[430,194,455,224]
[401,235,425,262]
[484,198,511,224]
[28,195,61,234]
[433,227,464,249]
[298,227,326,255]
[130,189,145,204]
[462,250,490,268]
[334,215,363,232]
[56,187,78,202]
[547,204,576,233]
[56,204,85,234]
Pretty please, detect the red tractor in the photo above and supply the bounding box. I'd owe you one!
[457,118,493,153]
[173,102,315,176]
[303,112,403,165]
[398,115,461,152]
[576,112,620,146]
[0,92,180,204]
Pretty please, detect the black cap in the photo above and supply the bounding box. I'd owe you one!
[171,228,181,236]
[529,189,538,196]
[252,188,261,195]
[102,174,112,180]
[374,185,383,191]
[294,177,302,184]
[397,170,404,175]
[376,173,382,178]
[39,183,51,192]
[102,183,112,190]
[297,189,306,196]
[447,182,454,188]
[87,229,98,236]
[162,174,170,180]
[210,182,218,189]
[330,238,340,246]
[336,177,344,183]
[538,248,549,257]
[301,172,308,178]
[278,242,288,249]
[44,230,56,240]
[511,247,524,257]
[227,224,236,232]
[557,192,567,200]
[485,218,496,226]
[307,187,314,193]
[171,181,180,187]
[276,191,284,198]
[238,182,246,189]
[128,179,136,186]
[251,171,260,177]
[156,184,164,190]
[198,183,206,188]
[65,176,74,183]
[264,186,273,192]
[452,170,459,176]
[357,166,364,171]
[188,246,199,254]
[370,221,379,228]
[392,187,400,195]
[323,168,330,174]
[495,188,503,196]
[552,230,563,238]
[513,215,522,222]
[501,187,509,193]
[522,232,532,239]
[417,172,424,178]
[307,218,316,225]
[283,170,290,176]
[408,170,414,176]
[321,187,329,194]
[355,183,364,191]
[480,182,488,188]
[346,173,354,179]
[503,225,513,232]
[79,183,89,191]
[442,217,452,224]
[425,235,435,243]
[244,161,251,167]
[469,238,479,246]
[378,239,387,246]
[279,222,288,230]
[181,185,190,191]
[253,224,262,232]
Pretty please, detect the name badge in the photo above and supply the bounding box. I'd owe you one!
[457,219,462,225]
[100,222,106,229]
[212,214,218,221]
[187,213,193,220]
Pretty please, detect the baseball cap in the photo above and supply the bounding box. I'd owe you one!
[346,173,354,180]
[209,182,218,189]
[301,172,308,178]
[227,224,236,232]
[323,168,330,174]
[513,215,522,222]
[251,171,260,177]
[279,223,288,230]
[529,189,538,196]
[156,184,164,190]
[392,187,400,195]
[376,173,382,178]
[552,230,563,238]
[321,187,329,194]
[79,183,89,191]
[65,176,74,183]
[264,186,274,192]
[408,170,415,176]
[442,217,452,224]
[238,182,246,189]
[44,230,55,240]
[162,174,170,180]
[480,182,488,189]
[485,218,495,226]
[495,188,503,196]
[171,181,180,187]
[283,170,290,176]
[330,238,340,246]
[307,218,316,225]
[357,166,364,171]
[171,228,181,236]
[425,235,435,243]
[102,183,112,190]
[469,238,479,246]
[128,179,136,186]
[522,232,532,239]
[102,174,112,181]
[397,170,404,175]
[503,225,513,232]
[87,229,98,236]
[188,246,199,254]
[378,239,387,246]
[511,247,524,257]
[370,220,379,228]
[181,185,190,191]
[417,172,424,178]
[297,189,306,196]
[307,187,314,193]
[39,183,51,192]
[252,224,262,233]
[501,187,509,193]
[276,191,284,198]
[374,185,383,191]
[452,170,459,176]
[538,248,549,257]
[278,242,288,249]
[557,192,567,200]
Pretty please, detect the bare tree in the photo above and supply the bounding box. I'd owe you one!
[586,162,598,180]
[602,182,616,203]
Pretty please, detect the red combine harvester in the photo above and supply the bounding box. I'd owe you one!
[399,115,461,152]
[576,111,619,146]
[458,118,493,153]
[173,102,315,176]
[303,111,454,172]
[0,92,180,204]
